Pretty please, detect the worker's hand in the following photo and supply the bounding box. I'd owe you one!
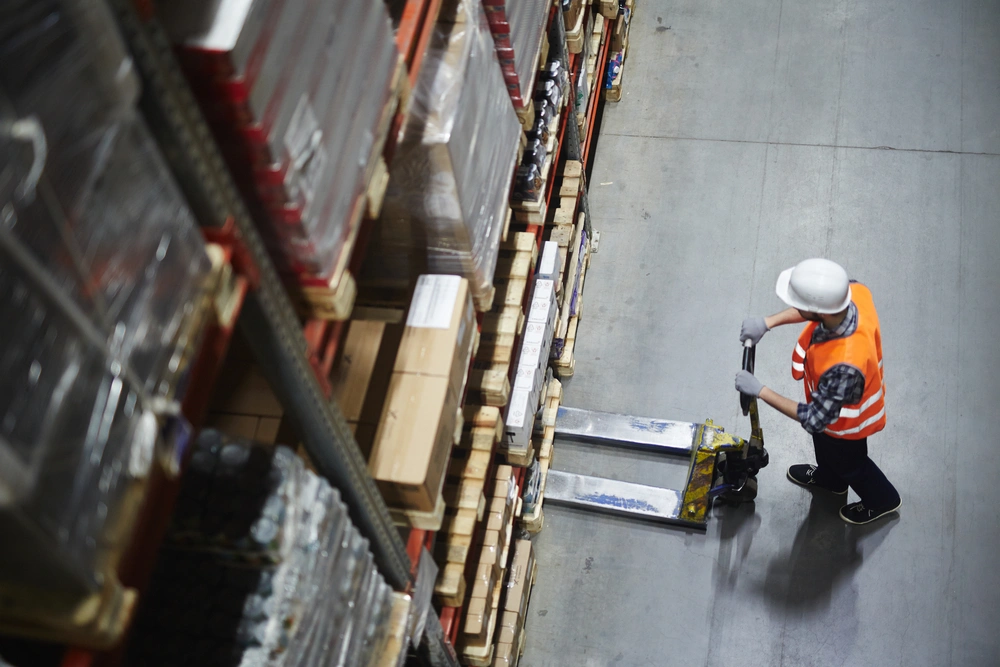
[735,370,764,397]
[740,317,769,345]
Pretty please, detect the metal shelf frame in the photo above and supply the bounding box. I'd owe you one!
[104,1,463,665]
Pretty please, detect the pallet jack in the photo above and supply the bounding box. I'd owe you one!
[543,342,768,528]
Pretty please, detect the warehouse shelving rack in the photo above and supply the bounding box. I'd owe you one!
[4,1,618,666]
[47,0,458,666]
[428,1,614,649]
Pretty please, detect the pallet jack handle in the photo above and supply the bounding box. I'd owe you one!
[740,340,763,442]
[740,339,755,415]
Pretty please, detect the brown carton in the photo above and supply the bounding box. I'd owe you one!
[504,540,534,614]
[394,275,476,401]
[369,373,458,511]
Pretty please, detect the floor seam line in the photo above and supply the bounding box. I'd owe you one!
[601,132,1000,157]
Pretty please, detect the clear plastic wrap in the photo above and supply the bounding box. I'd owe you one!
[162,0,401,281]
[0,0,138,217]
[368,0,522,306]
[0,0,211,607]
[0,249,158,595]
[129,434,397,667]
[506,0,550,101]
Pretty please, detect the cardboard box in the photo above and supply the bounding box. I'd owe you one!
[504,539,533,614]
[470,560,501,601]
[255,416,282,444]
[493,640,515,667]
[369,373,458,511]
[496,609,521,646]
[394,275,477,401]
[464,596,492,636]
[207,413,260,440]
[331,320,386,422]
[211,364,283,417]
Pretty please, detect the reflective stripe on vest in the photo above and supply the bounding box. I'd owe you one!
[791,343,807,379]
[790,283,886,439]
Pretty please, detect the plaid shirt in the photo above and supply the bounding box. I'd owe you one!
[796,302,867,434]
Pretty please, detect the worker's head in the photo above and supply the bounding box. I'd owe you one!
[776,258,851,318]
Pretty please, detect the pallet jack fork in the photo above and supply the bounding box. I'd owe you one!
[544,343,768,528]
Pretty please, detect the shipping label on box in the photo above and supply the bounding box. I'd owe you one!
[538,241,560,280]
[512,365,535,391]
[506,388,531,429]
[527,281,554,323]
[523,320,546,345]
[407,274,463,329]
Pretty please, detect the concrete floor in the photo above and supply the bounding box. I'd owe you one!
[522,1,1000,666]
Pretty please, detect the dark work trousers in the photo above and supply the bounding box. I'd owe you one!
[811,432,901,510]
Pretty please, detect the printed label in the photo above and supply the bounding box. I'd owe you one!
[528,298,552,323]
[540,241,558,275]
[524,322,545,345]
[407,275,462,329]
[507,388,530,428]
[129,410,158,478]
[284,94,325,211]
[513,365,535,390]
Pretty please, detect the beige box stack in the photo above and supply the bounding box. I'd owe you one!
[492,539,536,667]
[457,467,520,665]
[368,276,477,517]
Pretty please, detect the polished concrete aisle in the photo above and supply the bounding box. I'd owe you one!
[522,1,1000,665]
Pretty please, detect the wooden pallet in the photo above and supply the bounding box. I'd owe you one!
[372,592,412,667]
[599,0,620,19]
[389,495,447,531]
[522,378,561,533]
[578,14,607,134]
[565,0,587,54]
[457,470,519,663]
[511,85,567,225]
[472,541,537,667]
[468,233,536,406]
[553,235,590,378]
[604,0,634,103]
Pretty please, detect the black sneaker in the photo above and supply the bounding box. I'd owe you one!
[786,464,848,495]
[840,500,901,525]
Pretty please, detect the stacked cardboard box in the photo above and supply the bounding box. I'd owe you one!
[503,242,560,463]
[207,339,286,445]
[368,276,477,521]
[162,0,400,295]
[483,0,551,111]
[328,320,404,458]
[432,404,504,592]
[457,468,519,665]
[369,0,522,310]
[492,539,537,667]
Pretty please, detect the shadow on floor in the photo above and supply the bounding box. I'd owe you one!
[756,493,897,613]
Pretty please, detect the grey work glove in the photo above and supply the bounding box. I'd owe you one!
[735,370,764,397]
[740,317,769,345]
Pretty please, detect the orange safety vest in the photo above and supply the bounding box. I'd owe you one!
[791,283,886,439]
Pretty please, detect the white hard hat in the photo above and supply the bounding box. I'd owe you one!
[775,258,851,314]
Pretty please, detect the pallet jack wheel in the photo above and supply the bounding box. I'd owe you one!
[726,476,758,505]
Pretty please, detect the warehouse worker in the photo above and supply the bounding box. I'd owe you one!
[734,258,901,525]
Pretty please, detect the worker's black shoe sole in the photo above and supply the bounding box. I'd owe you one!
[840,500,901,525]
[786,464,848,495]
